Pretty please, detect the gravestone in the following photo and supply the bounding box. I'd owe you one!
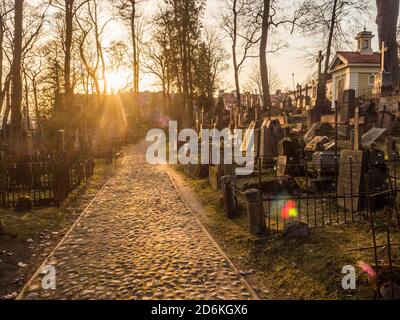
[277,138,304,176]
[306,107,321,128]
[379,96,400,114]
[305,136,329,153]
[362,127,388,148]
[240,120,262,156]
[337,150,364,211]
[340,89,356,124]
[312,151,336,171]
[303,122,331,144]
[276,155,288,177]
[240,121,256,153]
[324,141,336,151]
[259,119,284,164]
[385,136,399,162]
[337,124,352,139]
[377,106,396,134]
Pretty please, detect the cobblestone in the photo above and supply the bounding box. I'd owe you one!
[19,142,254,300]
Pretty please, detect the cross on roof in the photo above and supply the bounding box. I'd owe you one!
[380,41,388,72]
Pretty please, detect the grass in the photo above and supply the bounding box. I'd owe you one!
[0,160,113,240]
[175,164,400,300]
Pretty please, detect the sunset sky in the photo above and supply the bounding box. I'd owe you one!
[99,0,380,93]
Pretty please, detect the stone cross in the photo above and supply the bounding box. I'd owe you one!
[316,50,324,78]
[380,41,388,72]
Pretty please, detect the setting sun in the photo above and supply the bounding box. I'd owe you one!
[106,72,130,93]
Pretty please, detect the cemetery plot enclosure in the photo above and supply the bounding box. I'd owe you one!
[230,155,400,232]
[0,153,95,208]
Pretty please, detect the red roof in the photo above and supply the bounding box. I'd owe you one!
[337,51,380,64]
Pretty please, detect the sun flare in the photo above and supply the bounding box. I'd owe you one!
[106,72,129,93]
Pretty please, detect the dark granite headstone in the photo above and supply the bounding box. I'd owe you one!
[340,89,356,124]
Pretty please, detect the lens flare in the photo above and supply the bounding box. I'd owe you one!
[281,200,298,219]
[357,261,377,279]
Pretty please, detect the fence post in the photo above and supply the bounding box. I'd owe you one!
[244,189,266,236]
[221,175,236,219]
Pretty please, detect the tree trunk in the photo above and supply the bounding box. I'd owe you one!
[376,0,400,85]
[0,15,3,92]
[232,0,241,107]
[131,2,139,93]
[260,0,271,117]
[64,0,74,109]
[2,86,11,131]
[321,0,338,106]
[10,0,23,145]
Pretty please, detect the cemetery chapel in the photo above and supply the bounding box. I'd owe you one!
[329,29,381,104]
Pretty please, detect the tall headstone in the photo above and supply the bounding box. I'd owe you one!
[337,150,364,211]
[259,119,284,164]
[340,89,356,124]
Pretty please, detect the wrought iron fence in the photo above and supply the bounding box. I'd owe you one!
[0,152,95,208]
[230,154,400,232]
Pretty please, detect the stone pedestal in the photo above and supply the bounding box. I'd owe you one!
[244,189,265,236]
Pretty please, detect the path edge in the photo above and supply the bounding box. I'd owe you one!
[15,160,122,300]
[167,167,259,300]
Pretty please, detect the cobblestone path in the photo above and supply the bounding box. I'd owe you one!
[19,142,255,300]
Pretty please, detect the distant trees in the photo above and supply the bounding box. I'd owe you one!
[376,0,399,85]
[115,0,145,93]
[219,0,260,107]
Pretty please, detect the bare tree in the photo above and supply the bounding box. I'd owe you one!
[245,63,281,94]
[10,0,24,142]
[51,0,89,108]
[114,0,144,93]
[76,0,110,95]
[219,0,260,107]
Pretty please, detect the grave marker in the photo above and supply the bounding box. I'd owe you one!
[362,127,388,148]
[337,150,364,211]
[276,155,288,177]
[259,119,284,164]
